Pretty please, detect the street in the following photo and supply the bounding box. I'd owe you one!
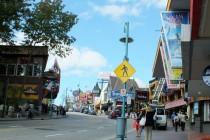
[0,112,189,140]
[0,112,127,140]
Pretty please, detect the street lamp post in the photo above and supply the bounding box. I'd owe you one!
[49,81,55,118]
[118,22,133,140]
[50,86,53,117]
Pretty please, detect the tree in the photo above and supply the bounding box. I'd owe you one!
[23,0,78,57]
[0,0,31,44]
[0,0,78,57]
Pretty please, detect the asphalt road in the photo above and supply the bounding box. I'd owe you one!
[0,112,188,140]
[0,112,133,140]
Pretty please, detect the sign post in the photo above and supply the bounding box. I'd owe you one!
[114,22,135,140]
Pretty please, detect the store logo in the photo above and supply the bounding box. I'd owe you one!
[202,65,210,87]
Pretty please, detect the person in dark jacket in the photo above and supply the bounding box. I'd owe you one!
[144,106,155,140]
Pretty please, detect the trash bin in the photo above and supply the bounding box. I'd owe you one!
[116,117,127,138]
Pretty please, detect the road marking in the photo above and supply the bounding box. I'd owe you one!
[45,134,64,138]
[9,126,18,128]
[77,129,88,133]
[97,126,104,129]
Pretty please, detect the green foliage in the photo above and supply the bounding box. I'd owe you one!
[0,0,78,57]
[0,0,31,44]
[23,0,78,57]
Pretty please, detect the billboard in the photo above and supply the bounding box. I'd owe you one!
[161,11,189,68]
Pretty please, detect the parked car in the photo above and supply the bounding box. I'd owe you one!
[72,104,81,112]
[88,110,97,115]
[83,107,89,114]
[108,109,121,119]
[80,106,87,113]
[154,107,167,130]
[68,108,73,112]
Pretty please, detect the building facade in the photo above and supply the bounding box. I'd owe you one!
[151,0,210,134]
[0,45,48,117]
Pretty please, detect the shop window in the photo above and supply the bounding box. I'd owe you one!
[204,101,210,122]
[7,64,16,75]
[33,65,42,76]
[0,64,7,75]
[191,107,195,123]
[26,65,33,76]
[17,65,26,76]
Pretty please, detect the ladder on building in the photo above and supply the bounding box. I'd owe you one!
[152,78,166,105]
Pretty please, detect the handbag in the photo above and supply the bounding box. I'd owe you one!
[139,116,146,126]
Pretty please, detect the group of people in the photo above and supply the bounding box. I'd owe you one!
[171,111,188,132]
[132,106,156,140]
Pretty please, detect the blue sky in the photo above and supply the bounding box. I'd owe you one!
[45,0,167,105]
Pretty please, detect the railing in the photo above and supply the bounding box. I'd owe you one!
[152,78,166,104]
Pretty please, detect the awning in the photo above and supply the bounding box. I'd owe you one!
[165,99,186,109]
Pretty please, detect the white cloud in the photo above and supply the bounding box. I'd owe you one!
[92,4,128,20]
[141,0,167,9]
[90,0,167,20]
[79,11,92,20]
[46,47,108,77]
[108,0,129,3]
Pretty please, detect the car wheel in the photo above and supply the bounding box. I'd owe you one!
[163,124,167,130]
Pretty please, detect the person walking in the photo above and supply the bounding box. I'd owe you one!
[144,106,155,140]
[139,110,146,136]
[132,112,140,137]
[16,106,22,119]
[179,111,186,131]
[171,112,176,127]
[174,112,179,132]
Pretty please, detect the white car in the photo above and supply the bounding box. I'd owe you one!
[154,108,167,130]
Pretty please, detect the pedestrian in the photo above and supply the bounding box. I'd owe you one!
[132,112,140,137]
[179,111,186,131]
[56,108,59,116]
[174,112,179,132]
[144,106,155,140]
[139,110,146,136]
[28,107,33,119]
[171,112,176,127]
[16,106,22,119]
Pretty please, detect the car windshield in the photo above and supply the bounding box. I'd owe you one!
[157,109,165,115]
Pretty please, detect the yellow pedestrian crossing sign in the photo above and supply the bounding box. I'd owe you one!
[114,60,136,83]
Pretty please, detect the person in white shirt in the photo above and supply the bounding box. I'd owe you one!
[174,112,179,132]
[179,111,186,131]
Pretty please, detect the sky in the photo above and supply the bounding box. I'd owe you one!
[44,0,168,105]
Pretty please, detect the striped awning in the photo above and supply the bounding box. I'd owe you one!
[165,99,186,109]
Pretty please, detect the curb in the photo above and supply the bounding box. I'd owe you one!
[0,115,68,121]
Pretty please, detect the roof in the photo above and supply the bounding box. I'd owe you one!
[108,76,140,91]
[0,45,48,56]
[152,42,165,78]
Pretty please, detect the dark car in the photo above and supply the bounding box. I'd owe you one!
[88,110,97,115]
[83,108,89,114]
[108,109,121,119]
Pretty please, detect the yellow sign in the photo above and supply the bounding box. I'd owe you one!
[171,68,182,80]
[114,60,136,83]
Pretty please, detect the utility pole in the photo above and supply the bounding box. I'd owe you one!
[117,22,133,140]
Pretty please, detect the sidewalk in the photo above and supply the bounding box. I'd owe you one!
[111,121,210,140]
[112,129,210,140]
[187,130,210,140]
[0,114,67,121]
